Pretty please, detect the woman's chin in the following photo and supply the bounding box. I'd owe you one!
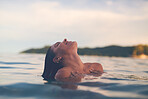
[73,41,77,47]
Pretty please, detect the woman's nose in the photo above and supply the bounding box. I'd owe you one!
[63,38,67,42]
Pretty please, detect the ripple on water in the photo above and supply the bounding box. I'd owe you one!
[12,73,31,75]
[101,84,148,92]
[0,66,17,69]
[79,82,118,87]
[0,83,107,99]
[0,61,38,65]
[0,66,35,70]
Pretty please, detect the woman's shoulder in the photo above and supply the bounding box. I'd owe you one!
[55,67,83,82]
[55,67,72,77]
[84,62,102,66]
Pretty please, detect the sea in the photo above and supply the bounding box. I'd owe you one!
[0,53,148,99]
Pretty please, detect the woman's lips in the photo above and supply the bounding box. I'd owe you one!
[67,41,72,45]
[65,41,77,46]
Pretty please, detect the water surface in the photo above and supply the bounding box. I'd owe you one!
[0,53,148,99]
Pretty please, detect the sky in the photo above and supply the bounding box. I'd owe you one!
[0,0,148,53]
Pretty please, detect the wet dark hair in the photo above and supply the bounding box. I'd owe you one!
[42,47,62,81]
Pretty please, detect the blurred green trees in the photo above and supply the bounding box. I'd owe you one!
[21,46,50,54]
[21,44,148,57]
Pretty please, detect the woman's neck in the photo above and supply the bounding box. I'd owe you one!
[62,53,84,71]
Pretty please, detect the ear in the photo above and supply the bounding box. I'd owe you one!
[53,56,62,63]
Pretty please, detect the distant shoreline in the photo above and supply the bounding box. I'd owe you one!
[21,44,148,59]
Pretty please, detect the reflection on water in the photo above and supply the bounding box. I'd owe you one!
[0,53,148,99]
[45,81,78,90]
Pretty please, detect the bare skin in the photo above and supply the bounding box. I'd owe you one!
[49,39,103,82]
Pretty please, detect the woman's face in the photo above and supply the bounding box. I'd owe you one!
[51,39,77,56]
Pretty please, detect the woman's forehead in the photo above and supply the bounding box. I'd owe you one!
[54,42,61,44]
[54,42,61,45]
[50,42,61,53]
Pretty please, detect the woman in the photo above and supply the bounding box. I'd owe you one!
[42,39,103,82]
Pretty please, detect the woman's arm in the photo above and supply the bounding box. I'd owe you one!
[84,63,103,76]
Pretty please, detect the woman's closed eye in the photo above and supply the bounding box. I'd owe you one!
[54,42,61,47]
